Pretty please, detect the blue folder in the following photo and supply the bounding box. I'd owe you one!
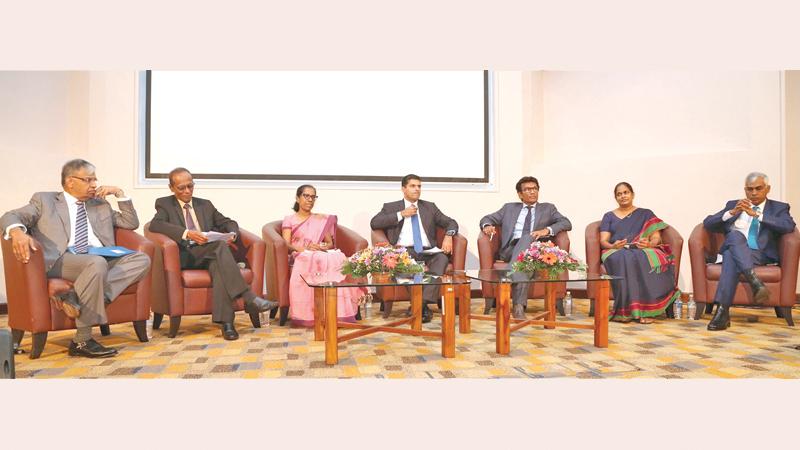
[68,246,135,257]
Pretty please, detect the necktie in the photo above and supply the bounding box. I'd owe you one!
[747,206,760,250]
[74,201,89,254]
[521,206,533,236]
[184,203,197,231]
[410,207,423,253]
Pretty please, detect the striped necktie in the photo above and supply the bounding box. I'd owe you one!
[74,201,89,254]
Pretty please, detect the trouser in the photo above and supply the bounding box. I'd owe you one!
[405,247,450,304]
[181,240,252,323]
[47,251,151,328]
[498,233,536,306]
[713,232,774,307]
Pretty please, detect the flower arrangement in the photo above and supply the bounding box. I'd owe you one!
[341,246,424,278]
[511,240,585,278]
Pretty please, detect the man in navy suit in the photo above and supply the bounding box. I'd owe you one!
[703,172,796,331]
[370,174,459,323]
[480,176,572,319]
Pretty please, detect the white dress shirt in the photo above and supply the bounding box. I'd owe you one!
[63,191,103,248]
[721,200,766,239]
[396,199,432,248]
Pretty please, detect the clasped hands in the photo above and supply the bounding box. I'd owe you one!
[608,238,655,249]
[730,199,759,217]
[481,225,549,241]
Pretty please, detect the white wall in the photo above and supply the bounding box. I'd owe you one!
[0,71,792,302]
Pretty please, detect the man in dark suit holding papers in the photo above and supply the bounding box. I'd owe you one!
[703,172,796,331]
[0,159,151,358]
[149,167,278,340]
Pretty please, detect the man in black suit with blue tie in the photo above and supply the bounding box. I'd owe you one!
[703,172,796,331]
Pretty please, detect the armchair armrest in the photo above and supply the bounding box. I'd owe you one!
[584,222,602,300]
[1,236,51,331]
[688,224,711,302]
[115,228,154,319]
[336,224,368,256]
[778,228,800,306]
[239,228,265,295]
[262,221,290,306]
[476,225,501,270]
[371,229,389,246]
[144,223,184,315]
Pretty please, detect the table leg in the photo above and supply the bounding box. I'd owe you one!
[458,283,471,333]
[325,286,339,365]
[496,282,511,355]
[313,287,324,341]
[442,283,456,358]
[411,285,423,331]
[594,279,609,348]
[544,282,556,329]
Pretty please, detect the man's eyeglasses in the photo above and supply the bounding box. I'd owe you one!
[520,187,539,192]
[70,176,98,184]
[174,183,195,191]
[301,194,319,200]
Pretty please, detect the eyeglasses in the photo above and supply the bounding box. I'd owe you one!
[520,187,539,192]
[301,194,319,200]
[174,183,195,191]
[70,176,98,184]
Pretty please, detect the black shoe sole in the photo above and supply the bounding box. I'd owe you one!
[68,349,118,358]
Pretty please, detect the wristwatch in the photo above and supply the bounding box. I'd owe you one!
[445,230,456,236]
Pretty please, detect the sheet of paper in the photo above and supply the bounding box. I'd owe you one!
[204,231,236,242]
[421,247,443,254]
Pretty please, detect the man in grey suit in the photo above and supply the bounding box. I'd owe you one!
[148,167,278,340]
[370,174,459,323]
[1,159,151,358]
[480,176,572,319]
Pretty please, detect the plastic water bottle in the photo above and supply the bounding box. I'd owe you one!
[259,311,270,328]
[145,312,154,339]
[563,291,573,317]
[686,294,697,321]
[673,295,684,320]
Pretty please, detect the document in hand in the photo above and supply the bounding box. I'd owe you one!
[204,231,236,242]
[421,247,444,254]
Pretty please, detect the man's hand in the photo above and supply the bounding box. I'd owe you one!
[530,229,549,240]
[10,228,38,263]
[95,185,125,198]
[186,230,209,245]
[731,199,752,217]
[611,239,627,249]
[441,235,453,254]
[482,225,496,236]
[400,204,418,218]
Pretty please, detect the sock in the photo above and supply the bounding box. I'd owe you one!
[73,327,92,344]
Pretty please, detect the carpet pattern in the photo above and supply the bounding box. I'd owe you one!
[4,299,800,379]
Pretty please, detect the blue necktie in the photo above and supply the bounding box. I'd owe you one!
[747,206,760,250]
[410,212,423,253]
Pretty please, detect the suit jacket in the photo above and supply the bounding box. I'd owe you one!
[369,199,458,246]
[0,192,139,271]
[703,198,796,263]
[148,195,240,248]
[479,202,572,250]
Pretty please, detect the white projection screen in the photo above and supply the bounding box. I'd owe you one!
[145,71,489,183]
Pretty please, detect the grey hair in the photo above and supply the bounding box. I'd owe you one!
[745,172,770,185]
[60,159,95,187]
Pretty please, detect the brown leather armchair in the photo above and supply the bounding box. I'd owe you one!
[144,223,266,336]
[585,220,684,316]
[688,224,799,325]
[477,226,569,314]
[371,228,467,318]
[1,229,154,359]
[262,219,369,326]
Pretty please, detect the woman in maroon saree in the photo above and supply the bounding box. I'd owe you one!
[600,182,681,323]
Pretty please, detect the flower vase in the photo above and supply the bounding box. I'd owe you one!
[371,271,392,284]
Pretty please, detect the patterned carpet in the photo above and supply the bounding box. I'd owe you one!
[4,298,800,379]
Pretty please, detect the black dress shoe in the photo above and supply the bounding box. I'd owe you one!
[51,290,81,319]
[68,339,118,358]
[707,304,731,331]
[221,322,239,340]
[483,298,494,315]
[421,307,433,324]
[744,270,770,305]
[244,296,279,315]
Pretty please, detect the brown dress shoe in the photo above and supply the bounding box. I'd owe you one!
[51,290,81,319]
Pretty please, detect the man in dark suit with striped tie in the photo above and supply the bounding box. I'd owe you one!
[1,159,151,358]
[703,172,796,331]
[370,174,459,323]
[148,167,278,340]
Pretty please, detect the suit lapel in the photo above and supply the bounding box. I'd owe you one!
[532,203,544,231]
[85,200,102,243]
[172,197,187,228]
[194,199,207,232]
[418,201,435,242]
[54,192,70,237]
[505,203,523,246]
[758,200,772,248]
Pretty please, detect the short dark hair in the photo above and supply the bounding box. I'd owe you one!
[293,184,316,212]
[614,181,634,196]
[168,167,192,186]
[401,174,422,187]
[515,176,539,193]
[61,159,95,187]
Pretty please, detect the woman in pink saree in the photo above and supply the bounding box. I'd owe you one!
[283,185,364,327]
